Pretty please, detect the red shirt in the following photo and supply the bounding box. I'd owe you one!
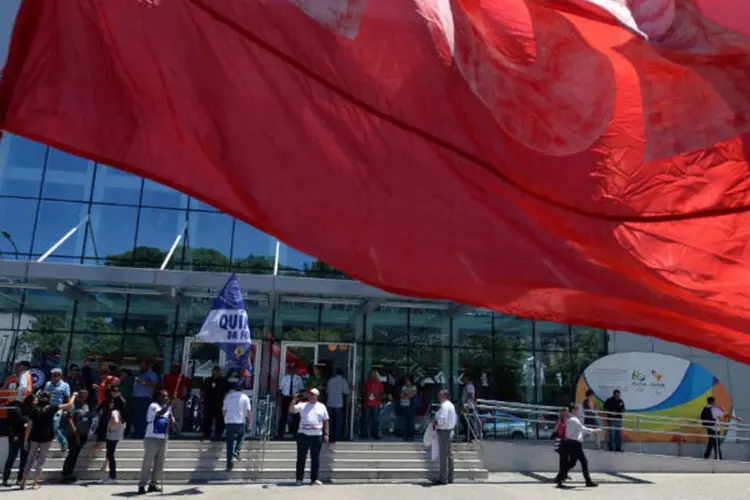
[363,379,383,408]
[96,375,120,405]
[162,374,191,399]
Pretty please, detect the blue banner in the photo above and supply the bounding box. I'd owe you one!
[197,274,253,376]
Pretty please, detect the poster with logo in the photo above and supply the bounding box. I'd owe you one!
[576,352,734,443]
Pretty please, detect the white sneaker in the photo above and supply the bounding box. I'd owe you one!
[312,480,323,486]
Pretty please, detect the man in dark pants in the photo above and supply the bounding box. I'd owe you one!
[603,389,625,452]
[702,396,743,460]
[201,367,227,440]
[289,388,329,485]
[2,399,29,487]
[277,365,303,439]
[61,390,92,483]
[556,403,600,489]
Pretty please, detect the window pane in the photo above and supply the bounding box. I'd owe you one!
[134,208,187,268]
[32,200,88,261]
[17,290,75,369]
[126,294,176,335]
[92,164,142,205]
[535,321,569,351]
[571,326,607,354]
[41,148,94,201]
[231,221,276,274]
[69,334,122,372]
[491,349,535,403]
[320,304,359,343]
[494,315,533,350]
[0,197,38,258]
[455,348,492,400]
[0,135,46,197]
[189,197,219,212]
[409,308,448,346]
[121,336,172,374]
[73,292,128,335]
[276,300,319,341]
[453,310,493,349]
[141,179,188,209]
[367,306,408,344]
[277,244,347,278]
[537,350,573,405]
[89,204,138,263]
[184,211,232,271]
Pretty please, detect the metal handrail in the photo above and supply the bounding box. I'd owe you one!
[462,400,483,443]
[476,399,750,443]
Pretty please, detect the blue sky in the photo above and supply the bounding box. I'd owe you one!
[0,0,21,68]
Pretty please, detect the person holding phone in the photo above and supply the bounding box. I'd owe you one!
[289,388,329,486]
[137,390,173,495]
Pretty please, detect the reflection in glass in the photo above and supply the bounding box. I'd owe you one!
[0,135,46,197]
[122,335,172,373]
[69,334,122,370]
[17,290,75,368]
[0,197,38,258]
[92,164,142,205]
[32,200,88,260]
[141,179,188,209]
[73,293,128,335]
[88,204,138,263]
[492,349,535,404]
[231,220,276,274]
[189,197,219,212]
[494,315,533,350]
[126,294,175,335]
[409,308,447,346]
[277,244,347,279]
[366,306,408,344]
[134,208,187,268]
[185,211,232,271]
[571,326,607,354]
[535,321,569,351]
[42,148,95,201]
[320,304,359,343]
[276,300,319,341]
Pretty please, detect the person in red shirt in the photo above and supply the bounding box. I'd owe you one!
[162,364,190,436]
[363,370,383,440]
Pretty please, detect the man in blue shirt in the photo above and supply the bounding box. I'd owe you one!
[44,368,71,452]
[133,361,159,439]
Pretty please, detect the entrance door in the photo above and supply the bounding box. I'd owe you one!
[280,341,356,439]
[182,338,263,436]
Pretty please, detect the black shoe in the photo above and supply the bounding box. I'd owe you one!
[1,482,10,488]
[556,482,573,489]
[226,465,233,472]
[148,485,162,493]
[586,481,599,488]
[137,487,147,495]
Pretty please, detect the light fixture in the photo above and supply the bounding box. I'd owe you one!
[328,344,337,352]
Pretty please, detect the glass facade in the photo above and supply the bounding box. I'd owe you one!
[0,134,609,418]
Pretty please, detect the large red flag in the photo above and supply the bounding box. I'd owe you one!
[2,0,750,360]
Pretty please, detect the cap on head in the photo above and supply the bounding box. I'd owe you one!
[51,368,63,376]
[309,388,320,396]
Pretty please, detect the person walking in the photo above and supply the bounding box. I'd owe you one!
[277,365,304,440]
[64,364,85,393]
[202,366,228,441]
[556,403,600,489]
[290,388,329,485]
[461,374,480,442]
[701,396,743,460]
[133,360,159,439]
[22,391,77,490]
[363,370,383,440]
[223,382,252,471]
[432,389,457,485]
[137,390,173,495]
[44,368,71,453]
[325,368,350,443]
[582,389,599,447]
[552,407,573,483]
[400,377,417,441]
[163,364,190,437]
[603,389,625,452]
[2,395,32,487]
[61,390,92,483]
[102,389,125,484]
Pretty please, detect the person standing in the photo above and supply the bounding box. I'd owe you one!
[102,392,125,484]
[306,365,326,400]
[277,365,304,440]
[603,390,625,452]
[223,383,252,471]
[22,391,77,490]
[326,368,350,443]
[400,377,417,441]
[701,396,743,460]
[363,370,383,440]
[137,390,173,495]
[556,403,600,489]
[14,361,32,402]
[65,364,85,393]
[289,388,329,485]
[162,364,190,437]
[553,407,573,483]
[461,374,479,442]
[2,395,32,487]
[202,366,228,440]
[61,390,91,483]
[44,368,71,453]
[582,389,599,447]
[133,360,159,439]
[432,389,457,485]
[119,369,135,437]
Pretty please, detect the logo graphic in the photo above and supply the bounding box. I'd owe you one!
[651,370,663,383]
[632,369,646,382]
[30,369,46,390]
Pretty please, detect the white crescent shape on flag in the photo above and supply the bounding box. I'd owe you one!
[287,0,368,39]
[576,0,676,41]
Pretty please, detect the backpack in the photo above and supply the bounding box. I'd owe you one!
[701,406,714,427]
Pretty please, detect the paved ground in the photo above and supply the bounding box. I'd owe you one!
[3,474,750,499]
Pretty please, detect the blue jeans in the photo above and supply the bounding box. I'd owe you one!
[225,423,245,470]
[133,397,152,438]
[608,419,623,451]
[330,407,344,442]
[53,410,68,449]
[401,406,415,441]
[365,407,380,439]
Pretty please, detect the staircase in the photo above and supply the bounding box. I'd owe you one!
[40,440,489,483]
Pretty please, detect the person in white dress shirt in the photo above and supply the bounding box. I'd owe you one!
[556,403,600,489]
[432,389,457,485]
[277,365,304,439]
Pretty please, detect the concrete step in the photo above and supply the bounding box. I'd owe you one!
[111,440,475,451]
[50,449,479,460]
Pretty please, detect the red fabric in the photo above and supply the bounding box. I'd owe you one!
[363,380,384,408]
[96,375,119,405]
[162,374,191,399]
[2,1,750,360]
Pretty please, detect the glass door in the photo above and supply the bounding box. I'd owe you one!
[280,342,319,384]
[316,343,356,440]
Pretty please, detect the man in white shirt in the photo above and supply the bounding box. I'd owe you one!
[223,383,252,471]
[461,374,479,442]
[432,390,457,485]
[137,390,173,495]
[325,368,350,443]
[289,388,329,485]
[702,396,743,460]
[278,365,305,439]
[556,403,600,489]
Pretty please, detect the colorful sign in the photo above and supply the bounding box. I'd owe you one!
[576,352,733,443]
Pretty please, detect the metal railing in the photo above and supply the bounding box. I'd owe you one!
[475,399,750,453]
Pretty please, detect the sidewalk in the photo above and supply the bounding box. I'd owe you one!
[3,474,750,500]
